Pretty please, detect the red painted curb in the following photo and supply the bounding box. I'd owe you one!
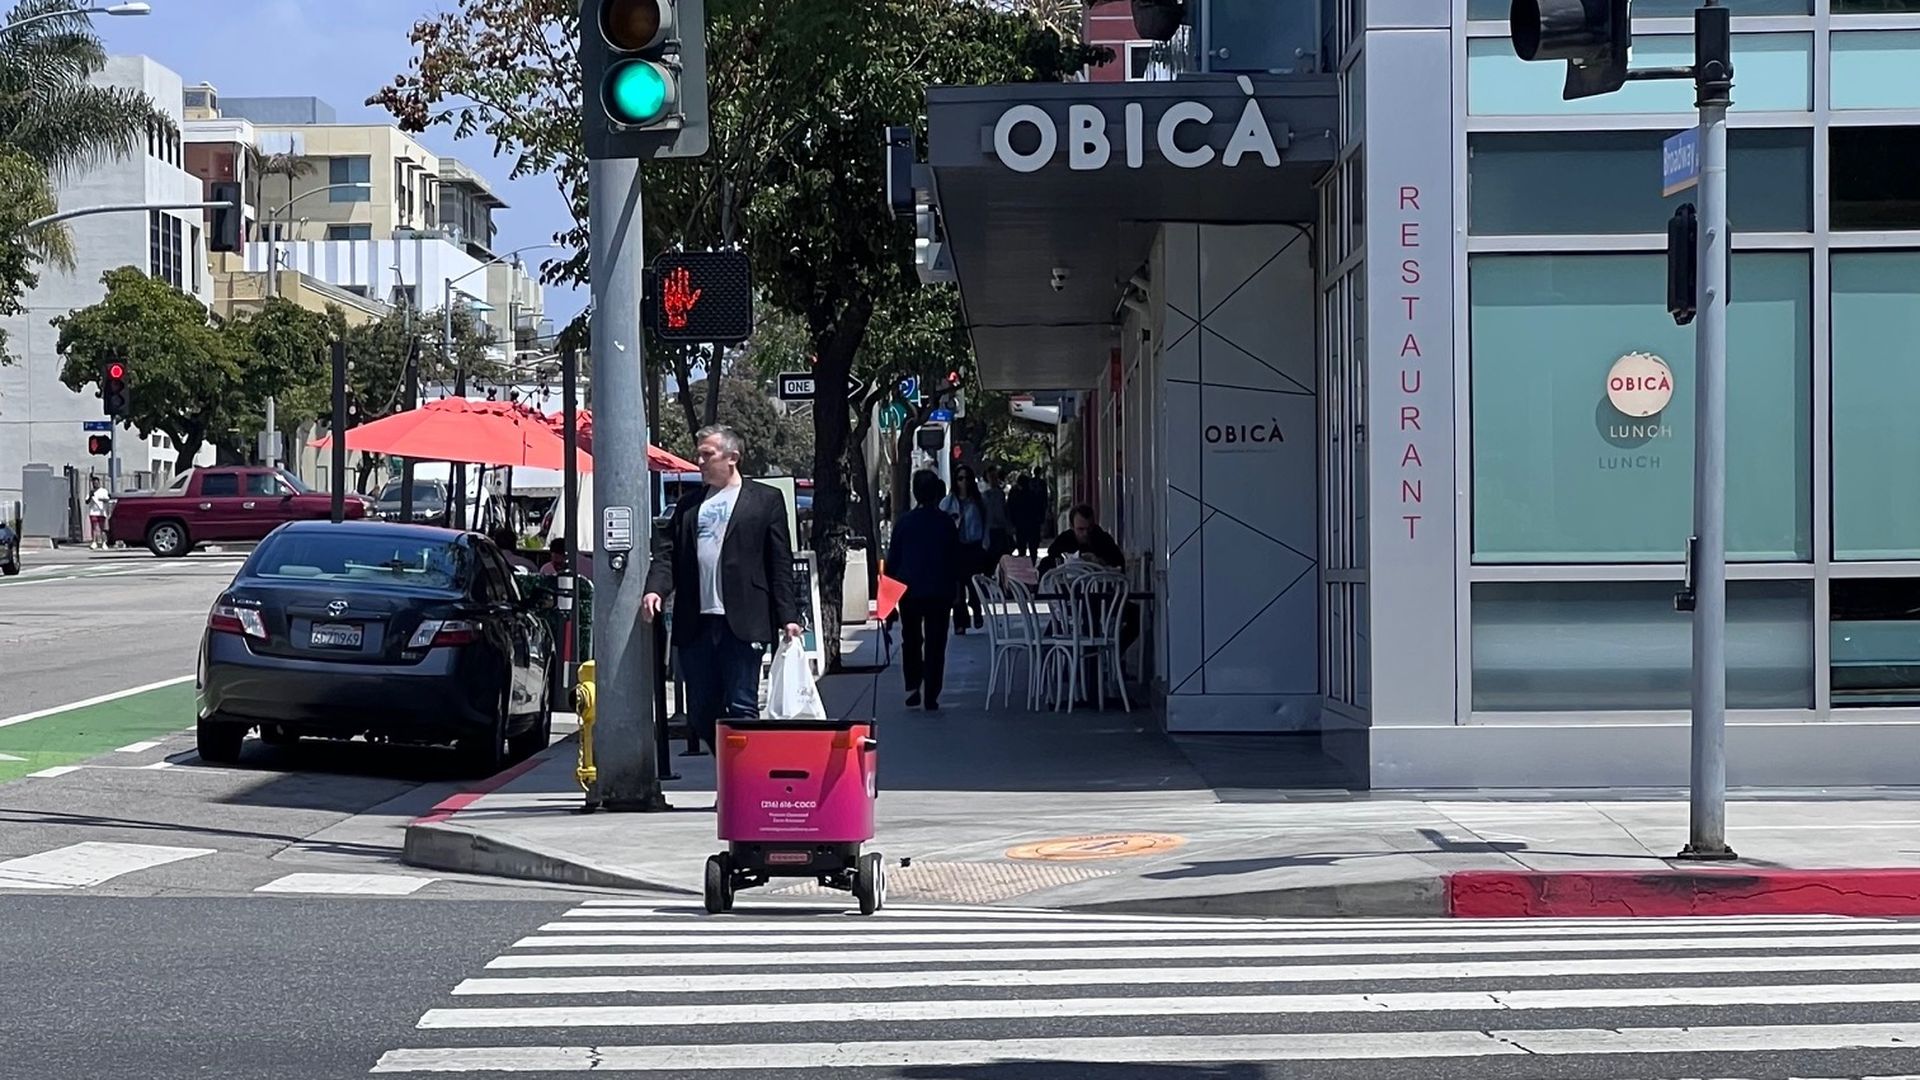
[1448,868,1920,918]
[414,753,549,826]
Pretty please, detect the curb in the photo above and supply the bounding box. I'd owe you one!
[1448,868,1920,918]
[403,819,691,895]
[1049,877,1449,919]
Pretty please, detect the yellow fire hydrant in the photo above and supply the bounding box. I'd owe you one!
[573,659,597,791]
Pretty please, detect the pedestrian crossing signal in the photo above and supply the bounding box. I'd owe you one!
[649,249,751,344]
[87,434,111,456]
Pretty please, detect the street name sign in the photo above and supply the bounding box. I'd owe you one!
[1662,127,1701,197]
[82,420,110,432]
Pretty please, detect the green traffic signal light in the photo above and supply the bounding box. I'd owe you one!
[605,59,671,126]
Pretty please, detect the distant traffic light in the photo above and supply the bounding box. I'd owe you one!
[580,0,710,160]
[87,434,111,456]
[1510,0,1632,100]
[101,358,129,416]
[209,181,243,254]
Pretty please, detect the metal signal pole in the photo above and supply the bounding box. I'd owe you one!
[587,156,668,811]
[1680,0,1736,861]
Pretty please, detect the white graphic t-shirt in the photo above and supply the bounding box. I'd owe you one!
[696,483,742,615]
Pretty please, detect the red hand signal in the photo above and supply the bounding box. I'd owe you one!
[662,266,702,330]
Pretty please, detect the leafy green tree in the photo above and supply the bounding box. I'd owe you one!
[54,267,243,467]
[0,0,170,363]
[375,0,1103,665]
[654,374,813,478]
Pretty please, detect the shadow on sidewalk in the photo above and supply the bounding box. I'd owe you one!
[821,622,1359,797]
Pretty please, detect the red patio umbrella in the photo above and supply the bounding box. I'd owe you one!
[314,397,595,471]
[544,408,697,473]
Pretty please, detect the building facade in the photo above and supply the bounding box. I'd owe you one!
[917,0,1920,787]
[0,55,215,509]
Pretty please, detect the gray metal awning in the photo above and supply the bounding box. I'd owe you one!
[924,76,1338,392]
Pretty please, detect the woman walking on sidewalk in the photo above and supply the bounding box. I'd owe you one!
[941,465,990,634]
[888,470,961,711]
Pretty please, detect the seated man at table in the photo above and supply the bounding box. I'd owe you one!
[1038,504,1125,577]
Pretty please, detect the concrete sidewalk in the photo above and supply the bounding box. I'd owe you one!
[403,624,1920,916]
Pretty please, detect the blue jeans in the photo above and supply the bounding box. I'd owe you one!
[680,615,762,753]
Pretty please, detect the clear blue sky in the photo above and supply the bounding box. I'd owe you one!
[99,0,584,323]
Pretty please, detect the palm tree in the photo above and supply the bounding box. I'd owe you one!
[0,0,171,269]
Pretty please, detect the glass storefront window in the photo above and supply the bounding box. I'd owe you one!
[1468,129,1811,235]
[1469,35,1811,116]
[1832,32,1920,110]
[1832,128,1920,230]
[1470,253,1811,563]
[1469,0,1807,14]
[1472,580,1814,711]
[1832,252,1920,559]
[1832,579,1920,707]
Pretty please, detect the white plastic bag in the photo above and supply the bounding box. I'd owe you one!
[766,637,827,720]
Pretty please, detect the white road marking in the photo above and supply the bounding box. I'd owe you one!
[367,1023,1920,1072]
[416,980,1920,1029]
[114,740,162,753]
[527,917,1895,943]
[502,930,1920,961]
[0,753,23,761]
[556,905,1865,926]
[23,765,81,778]
[0,841,213,889]
[139,761,175,770]
[464,949,1920,989]
[255,873,436,896]
[0,675,195,731]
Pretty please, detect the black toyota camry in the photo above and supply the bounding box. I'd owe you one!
[196,520,553,774]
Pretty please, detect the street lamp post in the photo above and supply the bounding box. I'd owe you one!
[441,243,558,529]
[257,181,372,468]
[0,3,150,37]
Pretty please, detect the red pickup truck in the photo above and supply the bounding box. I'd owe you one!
[109,466,370,557]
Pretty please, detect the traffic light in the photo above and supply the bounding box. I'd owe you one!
[1510,0,1632,100]
[580,0,709,161]
[209,181,242,254]
[1667,202,1697,326]
[649,249,752,344]
[101,358,129,416]
[87,434,111,456]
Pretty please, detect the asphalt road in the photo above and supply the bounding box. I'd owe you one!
[0,545,241,714]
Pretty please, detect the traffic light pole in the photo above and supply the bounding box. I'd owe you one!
[1680,1,1736,861]
[587,155,668,812]
[330,340,348,525]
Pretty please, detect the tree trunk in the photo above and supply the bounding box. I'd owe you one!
[806,297,875,673]
[702,345,723,428]
[173,429,205,472]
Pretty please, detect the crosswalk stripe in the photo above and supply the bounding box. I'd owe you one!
[527,917,1905,942]
[555,905,1868,927]
[369,1022,1920,1072]
[0,841,213,889]
[502,930,1920,962]
[463,949,1920,990]
[255,873,436,896]
[416,979,1920,1029]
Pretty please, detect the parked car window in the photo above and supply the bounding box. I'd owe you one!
[274,469,310,494]
[201,473,239,497]
[247,532,472,591]
[168,472,191,491]
[245,472,285,496]
[473,544,516,603]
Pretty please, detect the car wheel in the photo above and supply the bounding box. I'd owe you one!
[1,561,17,577]
[458,691,511,777]
[703,853,734,914]
[146,520,190,558]
[196,715,246,765]
[507,693,553,762]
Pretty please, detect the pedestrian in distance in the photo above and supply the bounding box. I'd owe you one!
[887,469,961,711]
[982,464,1015,567]
[87,483,109,550]
[940,464,990,634]
[1011,474,1048,559]
[491,526,541,572]
[539,535,569,577]
[643,425,802,754]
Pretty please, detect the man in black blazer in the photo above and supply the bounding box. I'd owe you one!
[643,425,802,753]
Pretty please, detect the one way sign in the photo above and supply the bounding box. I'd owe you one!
[778,372,867,403]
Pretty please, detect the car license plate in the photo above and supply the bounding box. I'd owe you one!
[309,622,363,648]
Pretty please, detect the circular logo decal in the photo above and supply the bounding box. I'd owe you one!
[1005,833,1187,861]
[1607,352,1674,418]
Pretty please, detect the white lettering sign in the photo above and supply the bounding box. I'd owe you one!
[990,79,1286,173]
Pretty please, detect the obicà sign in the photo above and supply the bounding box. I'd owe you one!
[1607,351,1674,418]
[990,75,1292,173]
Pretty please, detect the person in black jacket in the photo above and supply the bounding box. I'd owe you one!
[887,470,961,710]
[643,425,802,752]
